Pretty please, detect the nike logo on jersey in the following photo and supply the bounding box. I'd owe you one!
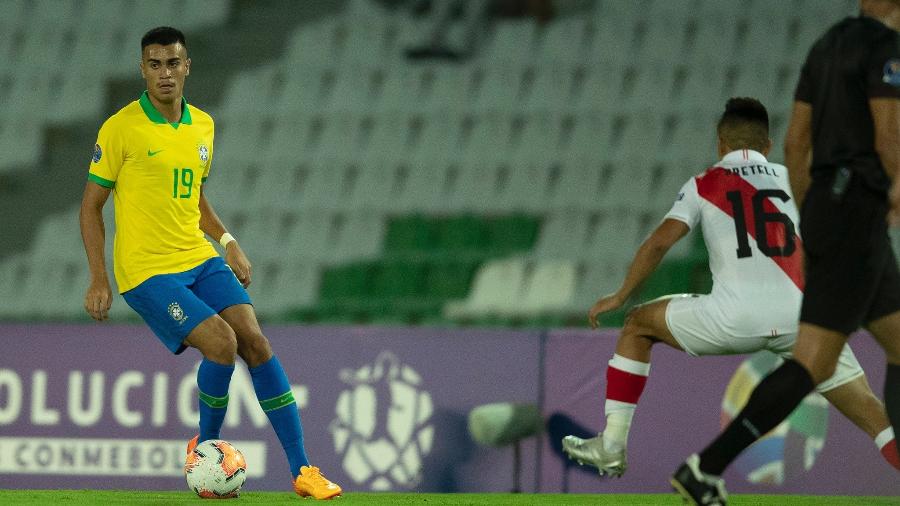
[148,149,164,157]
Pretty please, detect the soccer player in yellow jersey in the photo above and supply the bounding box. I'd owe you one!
[79,27,341,500]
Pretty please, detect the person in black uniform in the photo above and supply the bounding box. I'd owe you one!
[672,0,900,504]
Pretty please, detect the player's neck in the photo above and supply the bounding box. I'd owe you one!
[148,93,183,123]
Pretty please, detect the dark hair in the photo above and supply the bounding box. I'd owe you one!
[141,26,187,51]
[717,97,769,152]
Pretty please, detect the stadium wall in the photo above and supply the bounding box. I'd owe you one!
[0,324,896,496]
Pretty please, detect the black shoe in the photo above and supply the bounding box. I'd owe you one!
[671,454,728,505]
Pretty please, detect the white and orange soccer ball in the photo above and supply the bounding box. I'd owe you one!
[184,439,248,498]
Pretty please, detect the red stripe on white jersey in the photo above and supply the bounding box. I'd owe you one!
[695,167,804,290]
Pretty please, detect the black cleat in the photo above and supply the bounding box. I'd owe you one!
[671,454,728,505]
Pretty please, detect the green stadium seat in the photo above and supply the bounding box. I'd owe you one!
[371,261,426,299]
[384,215,436,254]
[486,215,539,254]
[319,262,374,301]
[424,260,479,299]
[435,215,487,253]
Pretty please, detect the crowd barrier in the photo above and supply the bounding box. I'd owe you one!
[0,324,895,495]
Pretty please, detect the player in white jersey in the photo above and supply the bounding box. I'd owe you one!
[562,98,899,478]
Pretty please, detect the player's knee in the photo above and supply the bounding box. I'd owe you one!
[622,306,650,337]
[196,318,238,362]
[804,359,836,385]
[237,331,272,368]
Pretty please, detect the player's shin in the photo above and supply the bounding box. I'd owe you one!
[198,358,235,442]
[604,354,650,453]
[250,355,309,477]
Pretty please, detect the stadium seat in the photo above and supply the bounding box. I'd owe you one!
[384,215,436,255]
[536,17,595,65]
[581,208,644,262]
[443,257,527,320]
[330,213,386,263]
[486,215,540,255]
[534,211,591,259]
[424,260,479,299]
[478,20,539,66]
[572,257,632,303]
[371,260,426,299]
[9,0,851,324]
[515,260,577,316]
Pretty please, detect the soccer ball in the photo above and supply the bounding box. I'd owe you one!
[185,439,248,498]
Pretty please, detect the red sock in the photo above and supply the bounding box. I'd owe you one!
[881,439,900,471]
[603,354,650,451]
[605,354,650,405]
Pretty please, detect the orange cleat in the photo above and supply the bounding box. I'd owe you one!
[293,465,342,500]
[183,434,200,474]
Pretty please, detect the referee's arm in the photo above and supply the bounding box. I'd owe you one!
[872,98,900,222]
[784,101,813,208]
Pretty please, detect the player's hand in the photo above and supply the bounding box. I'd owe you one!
[588,293,625,329]
[225,241,252,288]
[84,277,112,321]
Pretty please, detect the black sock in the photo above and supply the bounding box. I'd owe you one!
[885,363,900,444]
[698,359,815,476]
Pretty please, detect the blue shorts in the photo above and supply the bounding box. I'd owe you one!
[122,257,252,354]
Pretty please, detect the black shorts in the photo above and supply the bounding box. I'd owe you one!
[799,173,900,334]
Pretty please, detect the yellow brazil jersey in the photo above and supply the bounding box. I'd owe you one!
[88,91,218,293]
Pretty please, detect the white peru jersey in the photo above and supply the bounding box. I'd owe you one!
[665,150,803,338]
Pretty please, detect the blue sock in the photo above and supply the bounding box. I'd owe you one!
[197,358,234,443]
[250,355,309,478]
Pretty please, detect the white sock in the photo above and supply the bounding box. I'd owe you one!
[875,427,895,450]
[604,400,635,453]
[602,354,650,453]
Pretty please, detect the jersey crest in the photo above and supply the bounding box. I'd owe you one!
[92,144,102,163]
[168,302,188,324]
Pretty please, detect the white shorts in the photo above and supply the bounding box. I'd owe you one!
[664,293,864,393]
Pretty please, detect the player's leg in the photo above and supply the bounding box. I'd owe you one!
[605,297,683,450]
[807,336,899,470]
[696,323,842,476]
[122,265,237,445]
[866,310,900,469]
[820,374,900,470]
[220,304,341,499]
[863,250,900,462]
[183,316,238,443]
[563,296,683,475]
[219,304,309,475]
[193,258,340,498]
[684,180,880,481]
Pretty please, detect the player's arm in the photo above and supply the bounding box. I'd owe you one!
[784,100,813,208]
[198,189,251,287]
[871,98,900,222]
[80,182,113,321]
[587,218,690,329]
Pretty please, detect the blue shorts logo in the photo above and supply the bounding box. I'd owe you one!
[92,144,102,163]
[883,59,900,87]
[168,302,188,325]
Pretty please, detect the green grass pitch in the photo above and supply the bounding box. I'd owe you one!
[0,491,895,505]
